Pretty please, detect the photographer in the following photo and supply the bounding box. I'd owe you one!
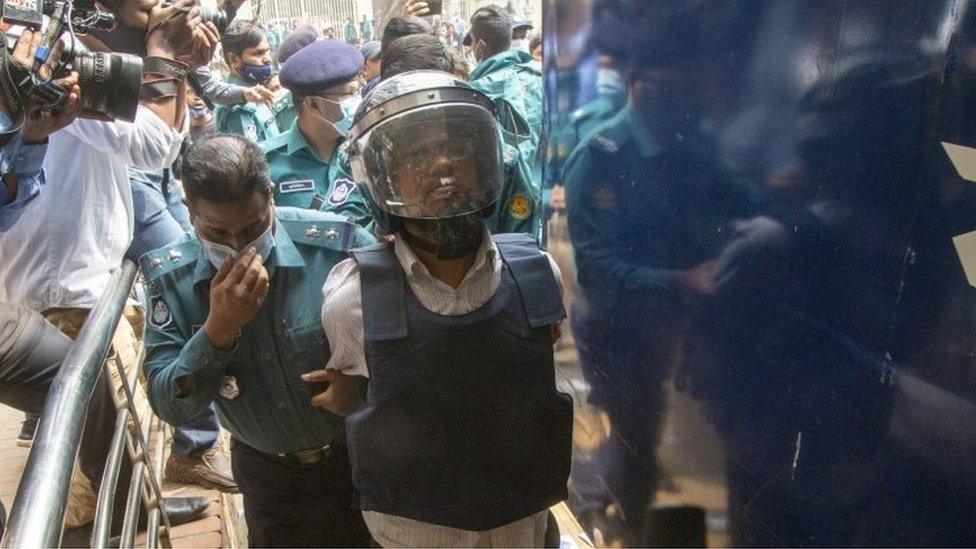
[0,0,216,523]
[0,25,210,537]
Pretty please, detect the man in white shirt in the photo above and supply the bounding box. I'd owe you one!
[312,71,573,547]
[0,0,219,526]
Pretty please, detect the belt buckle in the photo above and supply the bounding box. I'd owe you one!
[294,444,331,465]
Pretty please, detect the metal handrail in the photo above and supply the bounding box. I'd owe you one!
[1,261,138,548]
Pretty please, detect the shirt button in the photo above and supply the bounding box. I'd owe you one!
[277,402,287,410]
[263,353,273,360]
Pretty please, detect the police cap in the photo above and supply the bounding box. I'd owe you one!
[280,40,364,95]
[277,25,317,64]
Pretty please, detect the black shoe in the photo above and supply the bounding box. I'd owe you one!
[160,496,211,527]
[17,414,39,448]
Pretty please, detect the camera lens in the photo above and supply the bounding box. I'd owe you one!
[201,7,229,35]
[73,51,143,122]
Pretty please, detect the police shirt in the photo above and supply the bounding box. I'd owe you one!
[140,207,376,454]
[263,121,372,226]
[213,75,282,144]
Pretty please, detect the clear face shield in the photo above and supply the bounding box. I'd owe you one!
[349,103,504,220]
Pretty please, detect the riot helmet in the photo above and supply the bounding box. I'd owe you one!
[346,71,504,234]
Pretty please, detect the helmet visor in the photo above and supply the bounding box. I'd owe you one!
[350,103,503,219]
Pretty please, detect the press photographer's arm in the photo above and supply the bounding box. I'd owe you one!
[0,28,80,221]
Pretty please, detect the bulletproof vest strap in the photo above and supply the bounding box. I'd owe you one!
[494,233,565,328]
[352,243,409,340]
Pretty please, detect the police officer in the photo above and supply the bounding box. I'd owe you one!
[563,7,757,545]
[465,5,543,182]
[271,26,317,131]
[315,71,573,547]
[141,134,374,547]
[263,40,371,225]
[214,20,281,143]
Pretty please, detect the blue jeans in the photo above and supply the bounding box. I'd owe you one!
[127,168,219,459]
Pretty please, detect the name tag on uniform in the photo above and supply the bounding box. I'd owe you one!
[279,180,315,194]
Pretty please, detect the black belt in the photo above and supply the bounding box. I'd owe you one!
[234,437,344,468]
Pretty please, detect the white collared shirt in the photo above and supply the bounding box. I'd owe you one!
[0,106,185,310]
[321,232,561,378]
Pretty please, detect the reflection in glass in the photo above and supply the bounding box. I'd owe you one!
[545,1,976,546]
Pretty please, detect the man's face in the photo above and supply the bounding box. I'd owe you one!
[301,78,359,129]
[189,190,274,252]
[229,37,271,73]
[389,129,481,218]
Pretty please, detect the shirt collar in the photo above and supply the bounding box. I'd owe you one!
[191,215,306,288]
[393,229,498,284]
[285,120,315,156]
[624,103,661,158]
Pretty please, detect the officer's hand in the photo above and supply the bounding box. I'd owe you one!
[203,248,270,349]
[303,369,365,416]
[242,84,275,107]
[403,0,430,16]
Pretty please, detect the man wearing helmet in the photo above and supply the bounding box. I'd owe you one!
[308,71,573,546]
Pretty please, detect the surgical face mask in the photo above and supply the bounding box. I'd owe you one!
[401,213,486,260]
[241,62,273,85]
[200,222,276,270]
[511,39,529,52]
[189,105,211,119]
[313,94,360,136]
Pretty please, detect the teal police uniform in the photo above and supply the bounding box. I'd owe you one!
[214,75,282,143]
[470,50,544,183]
[490,142,543,242]
[273,91,296,131]
[263,121,372,226]
[140,207,376,455]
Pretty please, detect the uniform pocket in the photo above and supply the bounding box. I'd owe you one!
[284,319,329,371]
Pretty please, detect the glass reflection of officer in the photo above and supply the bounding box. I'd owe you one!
[141,135,375,547]
[314,71,574,547]
[563,7,757,546]
[215,20,281,143]
[263,40,371,225]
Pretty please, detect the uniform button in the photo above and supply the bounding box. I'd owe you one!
[263,353,273,360]
[277,402,287,410]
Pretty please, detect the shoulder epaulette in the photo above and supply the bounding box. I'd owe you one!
[140,239,200,281]
[277,207,375,252]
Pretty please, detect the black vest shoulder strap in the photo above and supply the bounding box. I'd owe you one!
[352,243,409,340]
[493,233,566,328]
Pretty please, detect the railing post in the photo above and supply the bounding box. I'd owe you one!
[0,261,138,549]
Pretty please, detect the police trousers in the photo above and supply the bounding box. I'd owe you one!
[230,438,371,547]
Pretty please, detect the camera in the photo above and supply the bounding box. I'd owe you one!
[0,0,143,122]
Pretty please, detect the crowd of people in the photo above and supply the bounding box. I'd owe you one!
[0,0,559,546]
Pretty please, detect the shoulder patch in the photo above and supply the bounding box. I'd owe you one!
[508,193,533,221]
[329,178,357,206]
[148,295,173,329]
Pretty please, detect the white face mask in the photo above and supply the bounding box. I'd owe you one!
[199,222,276,270]
[312,94,361,136]
[511,39,529,52]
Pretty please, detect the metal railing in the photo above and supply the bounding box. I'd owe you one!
[1,260,172,548]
